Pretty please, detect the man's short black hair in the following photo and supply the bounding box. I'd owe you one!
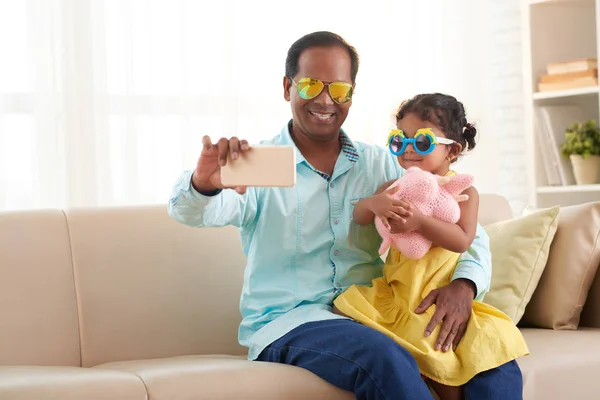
[285,31,360,83]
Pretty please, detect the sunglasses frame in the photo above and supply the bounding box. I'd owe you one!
[290,77,354,104]
[387,128,455,156]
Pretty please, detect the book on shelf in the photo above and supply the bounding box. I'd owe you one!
[538,76,598,92]
[534,110,562,186]
[537,58,598,92]
[539,69,597,83]
[546,58,597,75]
[534,105,580,186]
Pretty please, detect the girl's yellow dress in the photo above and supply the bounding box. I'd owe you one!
[333,242,529,386]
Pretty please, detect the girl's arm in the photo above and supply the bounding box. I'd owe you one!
[353,180,411,227]
[416,186,479,253]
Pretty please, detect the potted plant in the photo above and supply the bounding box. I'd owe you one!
[560,119,600,185]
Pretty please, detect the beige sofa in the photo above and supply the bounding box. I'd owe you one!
[1,194,599,399]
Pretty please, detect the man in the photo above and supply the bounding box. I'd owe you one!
[168,31,522,399]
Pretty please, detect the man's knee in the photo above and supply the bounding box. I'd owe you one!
[466,360,523,399]
[496,360,523,381]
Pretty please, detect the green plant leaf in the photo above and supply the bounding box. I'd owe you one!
[560,118,600,156]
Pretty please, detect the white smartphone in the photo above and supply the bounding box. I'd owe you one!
[220,145,296,187]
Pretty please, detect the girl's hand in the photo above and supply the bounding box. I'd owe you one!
[368,186,412,230]
[389,200,423,233]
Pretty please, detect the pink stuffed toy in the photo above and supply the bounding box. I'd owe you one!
[375,166,474,259]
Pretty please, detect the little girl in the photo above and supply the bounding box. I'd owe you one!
[333,93,529,400]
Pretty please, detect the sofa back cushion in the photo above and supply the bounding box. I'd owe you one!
[521,201,600,329]
[477,193,513,225]
[65,206,247,367]
[576,202,600,329]
[0,210,81,366]
[581,263,600,328]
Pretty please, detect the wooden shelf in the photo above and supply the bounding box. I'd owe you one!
[533,86,599,101]
[524,0,599,208]
[529,0,593,5]
[537,184,600,193]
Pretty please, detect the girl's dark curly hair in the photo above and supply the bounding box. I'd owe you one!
[396,93,477,152]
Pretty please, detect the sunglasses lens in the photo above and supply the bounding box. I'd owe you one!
[328,82,353,104]
[296,78,324,100]
[390,136,403,153]
[415,135,432,153]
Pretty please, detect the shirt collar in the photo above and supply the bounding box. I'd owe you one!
[281,119,359,164]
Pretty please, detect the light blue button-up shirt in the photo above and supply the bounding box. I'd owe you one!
[168,121,491,360]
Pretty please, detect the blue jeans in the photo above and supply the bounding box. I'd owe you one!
[256,319,523,400]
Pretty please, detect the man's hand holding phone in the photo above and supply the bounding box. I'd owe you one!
[192,135,296,196]
[192,136,251,195]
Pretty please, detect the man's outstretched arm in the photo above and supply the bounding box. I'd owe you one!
[168,170,256,228]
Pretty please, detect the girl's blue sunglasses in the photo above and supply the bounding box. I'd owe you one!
[387,128,455,156]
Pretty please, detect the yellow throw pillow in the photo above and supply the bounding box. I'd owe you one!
[483,206,560,323]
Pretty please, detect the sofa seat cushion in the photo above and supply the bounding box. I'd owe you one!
[95,354,353,400]
[0,366,146,399]
[518,328,600,399]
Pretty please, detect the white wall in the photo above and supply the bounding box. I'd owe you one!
[486,0,529,215]
[447,0,528,215]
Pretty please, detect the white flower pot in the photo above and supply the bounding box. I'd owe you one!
[570,154,600,185]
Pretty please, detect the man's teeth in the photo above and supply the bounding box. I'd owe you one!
[310,112,334,120]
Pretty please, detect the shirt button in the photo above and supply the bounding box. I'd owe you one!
[336,283,342,288]
[330,182,334,188]
[333,218,339,224]
[334,250,340,256]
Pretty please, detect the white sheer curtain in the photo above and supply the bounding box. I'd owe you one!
[0,0,512,210]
